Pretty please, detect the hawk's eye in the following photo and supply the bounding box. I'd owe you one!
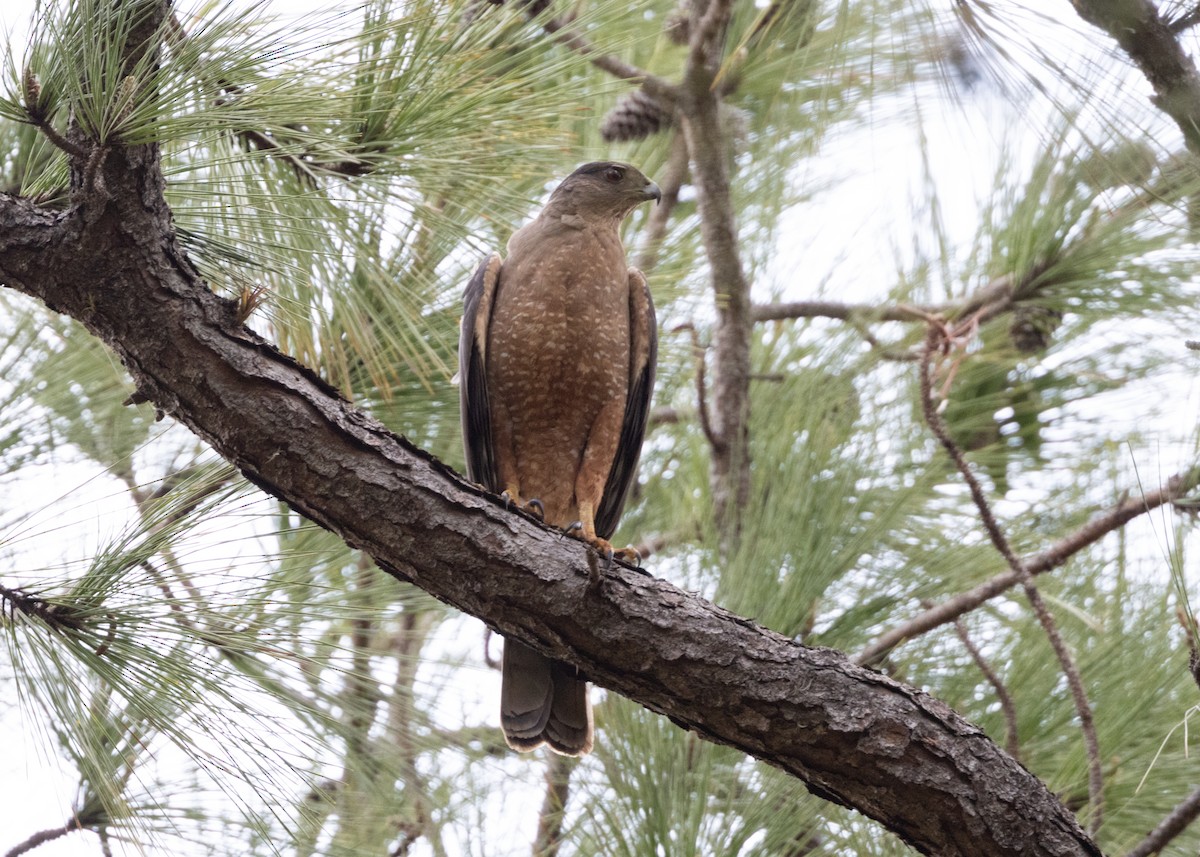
[604,167,624,183]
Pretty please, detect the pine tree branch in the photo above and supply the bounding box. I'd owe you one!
[752,300,939,323]
[1167,4,1200,33]
[0,583,91,635]
[916,327,1103,830]
[678,0,754,536]
[687,0,735,75]
[648,405,688,426]
[950,614,1021,760]
[1069,0,1200,154]
[97,827,113,857]
[163,13,379,182]
[856,469,1199,664]
[4,819,83,857]
[673,322,723,453]
[532,753,576,857]
[386,609,446,857]
[539,12,676,101]
[633,128,689,274]
[0,183,1103,857]
[752,273,1017,326]
[1123,783,1200,857]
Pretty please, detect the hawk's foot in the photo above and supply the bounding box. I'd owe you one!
[562,524,619,568]
[500,490,545,521]
[612,545,642,566]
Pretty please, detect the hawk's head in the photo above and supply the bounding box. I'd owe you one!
[550,162,661,220]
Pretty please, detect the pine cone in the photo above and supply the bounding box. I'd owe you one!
[1009,304,1063,354]
[600,89,673,142]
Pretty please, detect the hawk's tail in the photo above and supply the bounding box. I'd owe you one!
[501,639,593,756]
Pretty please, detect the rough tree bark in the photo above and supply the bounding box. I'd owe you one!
[677,0,755,541]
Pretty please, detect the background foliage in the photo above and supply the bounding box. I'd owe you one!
[1,0,1199,854]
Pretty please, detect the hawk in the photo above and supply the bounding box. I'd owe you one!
[459,162,660,756]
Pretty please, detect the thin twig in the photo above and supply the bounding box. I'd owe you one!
[4,818,83,857]
[532,753,577,857]
[916,325,1104,832]
[97,827,112,857]
[169,13,374,182]
[27,115,89,161]
[483,627,501,670]
[21,67,88,161]
[753,300,947,323]
[752,273,1016,326]
[0,583,88,633]
[633,129,688,274]
[649,406,686,426]
[1123,784,1200,857]
[386,609,447,857]
[843,315,922,362]
[632,532,672,561]
[687,0,736,73]
[950,614,1020,759]
[540,15,675,100]
[124,468,230,607]
[673,323,723,453]
[1168,4,1200,33]
[345,554,379,762]
[856,470,1198,664]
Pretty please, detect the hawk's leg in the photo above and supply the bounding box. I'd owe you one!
[567,396,641,564]
[490,398,545,521]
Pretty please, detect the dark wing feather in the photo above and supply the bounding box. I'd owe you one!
[459,253,503,490]
[595,268,657,540]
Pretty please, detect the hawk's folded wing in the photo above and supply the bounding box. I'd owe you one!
[459,253,502,491]
[595,267,657,541]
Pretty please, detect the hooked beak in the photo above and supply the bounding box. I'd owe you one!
[644,181,662,205]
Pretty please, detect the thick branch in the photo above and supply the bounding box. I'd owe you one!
[1070,0,1200,153]
[0,176,1101,854]
[678,0,753,536]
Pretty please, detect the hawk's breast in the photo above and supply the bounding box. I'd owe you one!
[486,224,632,516]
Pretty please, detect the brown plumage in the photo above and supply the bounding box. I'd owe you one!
[459,162,660,755]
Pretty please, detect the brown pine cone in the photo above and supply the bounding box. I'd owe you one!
[600,89,674,142]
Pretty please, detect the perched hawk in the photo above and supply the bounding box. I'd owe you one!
[459,162,660,755]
